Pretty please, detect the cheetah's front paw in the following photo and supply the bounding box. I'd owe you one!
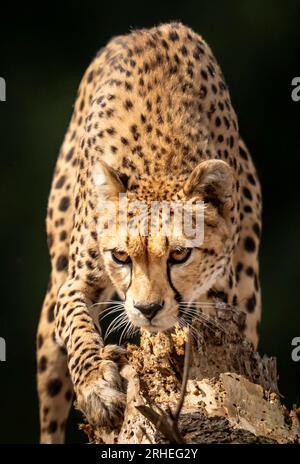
[75,358,127,428]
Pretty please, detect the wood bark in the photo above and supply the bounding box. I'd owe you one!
[81,309,300,444]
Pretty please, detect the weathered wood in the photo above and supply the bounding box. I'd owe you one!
[81,309,300,444]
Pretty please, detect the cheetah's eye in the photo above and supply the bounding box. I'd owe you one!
[168,247,192,265]
[111,249,132,265]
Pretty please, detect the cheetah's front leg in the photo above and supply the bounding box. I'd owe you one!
[55,277,127,428]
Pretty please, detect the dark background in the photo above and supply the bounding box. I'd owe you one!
[0,0,299,443]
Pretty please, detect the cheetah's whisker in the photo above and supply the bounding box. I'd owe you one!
[177,317,198,343]
[119,321,132,345]
[97,304,124,316]
[105,319,128,340]
[89,301,124,309]
[104,313,127,339]
[100,307,124,321]
[180,309,226,332]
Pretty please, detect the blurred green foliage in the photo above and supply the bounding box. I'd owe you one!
[0,0,299,443]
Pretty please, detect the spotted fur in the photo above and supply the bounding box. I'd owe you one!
[37,23,262,443]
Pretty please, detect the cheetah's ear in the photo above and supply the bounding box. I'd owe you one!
[183,159,233,213]
[93,160,128,200]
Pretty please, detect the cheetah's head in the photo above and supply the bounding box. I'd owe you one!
[93,159,234,333]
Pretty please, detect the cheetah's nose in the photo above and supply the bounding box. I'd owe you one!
[134,301,165,320]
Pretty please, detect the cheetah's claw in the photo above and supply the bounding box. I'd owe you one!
[75,359,127,428]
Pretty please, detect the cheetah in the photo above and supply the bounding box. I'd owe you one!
[37,22,262,443]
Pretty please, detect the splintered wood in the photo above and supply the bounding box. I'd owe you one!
[81,309,300,444]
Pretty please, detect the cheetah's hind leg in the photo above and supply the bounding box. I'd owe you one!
[37,279,73,444]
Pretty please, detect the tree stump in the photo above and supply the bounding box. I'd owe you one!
[81,307,300,444]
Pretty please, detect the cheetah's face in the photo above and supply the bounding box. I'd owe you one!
[94,159,234,332]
